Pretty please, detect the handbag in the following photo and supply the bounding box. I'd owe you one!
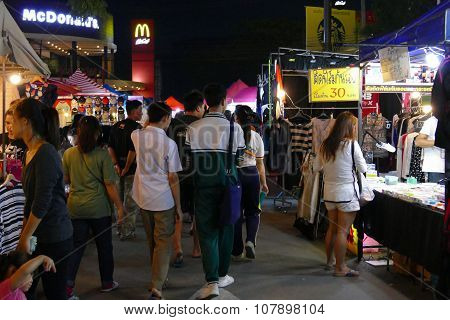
[219,118,242,226]
[351,141,375,207]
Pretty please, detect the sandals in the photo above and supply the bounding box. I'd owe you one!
[333,269,360,277]
[172,253,184,268]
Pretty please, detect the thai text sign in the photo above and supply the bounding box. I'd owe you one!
[309,67,360,102]
[378,47,411,82]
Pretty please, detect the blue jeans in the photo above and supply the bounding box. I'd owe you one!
[428,172,445,183]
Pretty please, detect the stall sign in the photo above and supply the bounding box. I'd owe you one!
[365,84,433,93]
[378,47,411,82]
[309,67,360,103]
[134,23,151,46]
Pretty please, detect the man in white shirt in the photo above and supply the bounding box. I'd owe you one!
[416,116,445,183]
[131,102,183,300]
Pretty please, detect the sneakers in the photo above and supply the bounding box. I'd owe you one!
[231,253,246,262]
[100,281,119,293]
[66,286,79,300]
[218,275,235,288]
[245,241,256,259]
[196,282,219,300]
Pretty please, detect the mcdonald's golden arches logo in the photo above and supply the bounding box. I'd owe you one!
[135,23,150,38]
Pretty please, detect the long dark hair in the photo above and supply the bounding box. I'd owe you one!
[14,98,60,149]
[77,116,102,153]
[235,105,257,145]
[0,252,28,281]
[320,111,357,162]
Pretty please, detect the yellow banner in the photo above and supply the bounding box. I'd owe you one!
[309,67,360,103]
[305,6,357,52]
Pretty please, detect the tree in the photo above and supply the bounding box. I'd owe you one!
[67,0,109,19]
[363,0,437,38]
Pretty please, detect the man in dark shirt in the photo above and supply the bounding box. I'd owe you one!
[167,90,206,264]
[108,100,143,240]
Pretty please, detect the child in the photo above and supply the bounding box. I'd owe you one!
[0,253,56,300]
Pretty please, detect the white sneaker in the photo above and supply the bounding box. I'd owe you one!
[245,241,256,259]
[196,282,219,300]
[218,275,235,288]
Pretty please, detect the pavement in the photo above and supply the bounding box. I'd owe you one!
[38,199,433,300]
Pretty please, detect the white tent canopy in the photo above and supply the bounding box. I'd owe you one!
[0,0,51,139]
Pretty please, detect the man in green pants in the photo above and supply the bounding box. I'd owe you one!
[186,83,245,299]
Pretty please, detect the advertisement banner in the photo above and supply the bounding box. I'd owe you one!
[365,84,433,93]
[305,6,357,52]
[309,67,360,103]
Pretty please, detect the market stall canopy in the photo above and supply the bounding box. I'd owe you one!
[165,96,184,110]
[227,79,249,101]
[64,69,115,96]
[47,79,79,97]
[0,1,50,77]
[232,86,257,103]
[360,1,450,63]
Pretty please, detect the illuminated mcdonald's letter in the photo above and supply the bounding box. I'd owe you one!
[135,24,150,38]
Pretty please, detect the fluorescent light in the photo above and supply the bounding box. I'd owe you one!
[411,92,421,100]
[426,52,441,69]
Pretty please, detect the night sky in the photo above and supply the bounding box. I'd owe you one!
[107,0,363,100]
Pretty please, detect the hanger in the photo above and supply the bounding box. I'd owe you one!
[318,110,329,119]
[1,173,20,188]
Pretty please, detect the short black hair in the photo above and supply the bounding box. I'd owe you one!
[126,100,142,115]
[183,90,204,112]
[147,102,172,123]
[203,83,226,108]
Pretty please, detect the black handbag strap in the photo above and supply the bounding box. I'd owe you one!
[226,118,235,174]
[350,140,362,196]
[78,147,104,186]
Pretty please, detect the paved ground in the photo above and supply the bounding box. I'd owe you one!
[39,200,433,300]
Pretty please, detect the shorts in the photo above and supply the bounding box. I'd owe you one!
[325,196,360,212]
[180,177,195,216]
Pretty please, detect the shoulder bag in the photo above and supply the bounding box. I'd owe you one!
[219,118,242,226]
[351,141,375,207]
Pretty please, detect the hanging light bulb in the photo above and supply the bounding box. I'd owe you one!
[426,52,441,69]
[9,73,22,85]
[277,89,286,100]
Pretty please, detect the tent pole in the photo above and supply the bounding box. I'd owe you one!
[2,55,6,177]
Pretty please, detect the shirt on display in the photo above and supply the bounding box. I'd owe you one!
[55,101,72,128]
[131,126,183,211]
[362,113,388,158]
[0,183,25,254]
[238,130,265,168]
[420,116,445,173]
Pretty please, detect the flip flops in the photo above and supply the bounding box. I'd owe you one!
[333,269,360,277]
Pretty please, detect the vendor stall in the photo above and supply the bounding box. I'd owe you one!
[353,1,448,278]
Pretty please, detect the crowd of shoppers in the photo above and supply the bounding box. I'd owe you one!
[0,84,369,301]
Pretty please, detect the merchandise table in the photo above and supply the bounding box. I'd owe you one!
[355,189,445,274]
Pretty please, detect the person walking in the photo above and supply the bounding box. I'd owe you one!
[232,105,268,261]
[186,83,245,299]
[13,98,73,299]
[108,100,143,240]
[131,102,183,300]
[315,112,367,277]
[63,116,125,298]
[167,90,206,265]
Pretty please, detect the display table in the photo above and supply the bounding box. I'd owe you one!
[355,189,445,274]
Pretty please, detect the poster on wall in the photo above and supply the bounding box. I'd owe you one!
[309,67,360,103]
[378,47,411,82]
[305,6,357,53]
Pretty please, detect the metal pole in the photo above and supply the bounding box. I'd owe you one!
[2,56,6,176]
[71,41,77,73]
[361,0,366,29]
[324,0,332,51]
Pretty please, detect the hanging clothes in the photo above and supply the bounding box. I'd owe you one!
[0,183,25,254]
[362,113,388,159]
[297,153,320,224]
[311,118,335,154]
[409,138,426,183]
[288,121,313,153]
[431,56,450,151]
[402,132,419,179]
[267,119,290,172]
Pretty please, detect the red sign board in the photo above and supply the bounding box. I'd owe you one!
[131,19,154,97]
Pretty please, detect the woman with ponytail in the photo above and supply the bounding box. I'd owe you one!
[232,105,268,260]
[12,98,73,299]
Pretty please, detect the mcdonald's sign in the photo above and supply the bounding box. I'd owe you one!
[134,23,150,45]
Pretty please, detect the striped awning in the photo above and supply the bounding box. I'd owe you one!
[64,69,115,96]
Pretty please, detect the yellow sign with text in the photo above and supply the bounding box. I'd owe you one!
[305,6,357,52]
[309,68,360,103]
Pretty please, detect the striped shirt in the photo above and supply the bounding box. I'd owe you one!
[0,183,25,254]
[289,121,313,153]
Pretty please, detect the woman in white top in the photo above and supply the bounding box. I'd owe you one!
[315,112,367,277]
[232,105,269,260]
